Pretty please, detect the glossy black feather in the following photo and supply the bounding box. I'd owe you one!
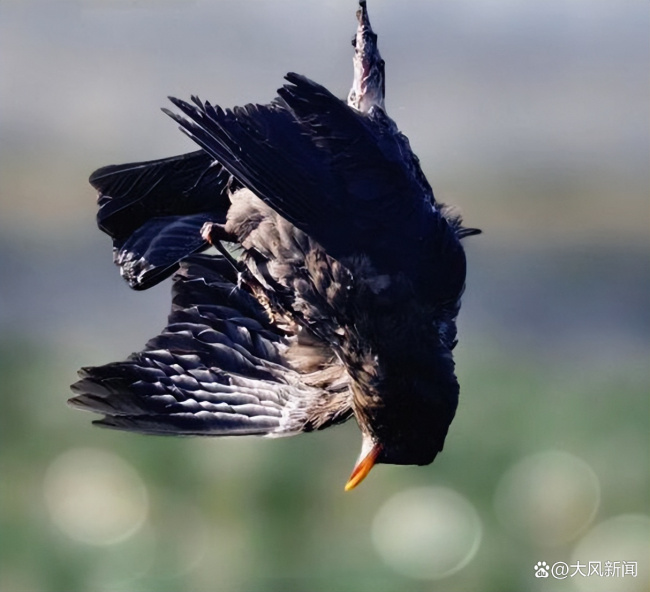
[92,150,228,239]
[165,76,468,300]
[91,151,232,288]
[113,212,217,290]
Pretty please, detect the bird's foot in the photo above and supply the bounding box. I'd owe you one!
[201,221,236,246]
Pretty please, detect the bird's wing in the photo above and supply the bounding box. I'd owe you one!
[91,151,231,289]
[163,75,440,278]
[92,150,226,240]
[69,254,352,436]
[113,212,216,291]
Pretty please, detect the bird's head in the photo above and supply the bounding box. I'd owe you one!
[345,345,460,491]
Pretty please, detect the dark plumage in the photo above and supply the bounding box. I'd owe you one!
[92,151,231,289]
[70,1,480,490]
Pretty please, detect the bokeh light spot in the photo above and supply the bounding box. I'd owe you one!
[570,514,650,592]
[494,450,600,547]
[372,486,482,580]
[44,448,148,546]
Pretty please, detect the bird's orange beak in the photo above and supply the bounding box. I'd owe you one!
[344,441,382,491]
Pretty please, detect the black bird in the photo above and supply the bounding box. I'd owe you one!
[69,1,480,491]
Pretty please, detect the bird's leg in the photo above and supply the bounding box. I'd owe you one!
[201,221,240,270]
[348,0,385,113]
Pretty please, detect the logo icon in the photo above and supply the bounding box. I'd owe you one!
[534,561,550,578]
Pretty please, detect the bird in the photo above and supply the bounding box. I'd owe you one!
[69,0,480,491]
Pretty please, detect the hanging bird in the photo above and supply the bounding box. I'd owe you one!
[69,0,480,491]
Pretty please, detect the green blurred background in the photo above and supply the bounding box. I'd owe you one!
[1,1,648,591]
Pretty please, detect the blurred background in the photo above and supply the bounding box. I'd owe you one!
[1,0,648,590]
